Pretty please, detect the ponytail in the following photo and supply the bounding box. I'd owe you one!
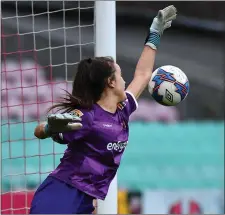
[48,57,115,113]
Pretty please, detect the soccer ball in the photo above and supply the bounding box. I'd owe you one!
[148,65,190,106]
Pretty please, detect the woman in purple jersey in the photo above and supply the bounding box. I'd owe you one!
[30,6,177,214]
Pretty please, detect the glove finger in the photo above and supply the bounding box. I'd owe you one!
[47,114,58,123]
[164,20,172,29]
[50,114,70,125]
[165,14,177,23]
[48,114,81,127]
[62,113,74,120]
[66,123,83,131]
[62,113,81,122]
[47,114,69,125]
[47,114,56,119]
[71,117,82,122]
[48,113,66,120]
[163,5,177,17]
[56,113,66,120]
[158,5,177,22]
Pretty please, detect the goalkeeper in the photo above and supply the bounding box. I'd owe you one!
[30,6,177,214]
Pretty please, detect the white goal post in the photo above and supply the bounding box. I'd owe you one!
[95,1,118,214]
[1,1,117,214]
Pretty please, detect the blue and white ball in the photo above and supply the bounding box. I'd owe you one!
[148,65,190,106]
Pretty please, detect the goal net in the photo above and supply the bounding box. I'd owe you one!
[1,1,116,214]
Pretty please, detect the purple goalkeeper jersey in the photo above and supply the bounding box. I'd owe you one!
[49,91,138,200]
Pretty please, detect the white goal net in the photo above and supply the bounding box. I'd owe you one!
[1,1,116,214]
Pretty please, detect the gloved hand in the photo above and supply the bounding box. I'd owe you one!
[44,113,82,136]
[145,5,177,50]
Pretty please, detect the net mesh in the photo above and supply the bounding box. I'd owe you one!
[1,1,95,213]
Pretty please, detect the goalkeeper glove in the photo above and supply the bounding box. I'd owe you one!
[44,113,82,136]
[145,5,177,50]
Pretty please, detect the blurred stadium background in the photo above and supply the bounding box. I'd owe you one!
[1,1,224,214]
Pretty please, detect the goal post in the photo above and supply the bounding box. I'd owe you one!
[95,1,118,214]
[1,1,117,214]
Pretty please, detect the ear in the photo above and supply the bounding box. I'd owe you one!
[107,77,116,88]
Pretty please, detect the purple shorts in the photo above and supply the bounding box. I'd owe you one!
[30,176,95,214]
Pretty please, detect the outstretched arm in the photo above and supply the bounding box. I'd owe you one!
[34,113,82,140]
[126,5,177,99]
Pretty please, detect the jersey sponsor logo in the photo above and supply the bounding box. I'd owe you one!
[103,124,112,128]
[72,109,84,117]
[107,141,128,152]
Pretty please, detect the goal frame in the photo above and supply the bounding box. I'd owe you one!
[95,1,117,214]
[1,1,117,214]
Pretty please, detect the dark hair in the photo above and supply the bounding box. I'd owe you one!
[48,56,116,113]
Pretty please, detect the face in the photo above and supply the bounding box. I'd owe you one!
[110,63,127,102]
